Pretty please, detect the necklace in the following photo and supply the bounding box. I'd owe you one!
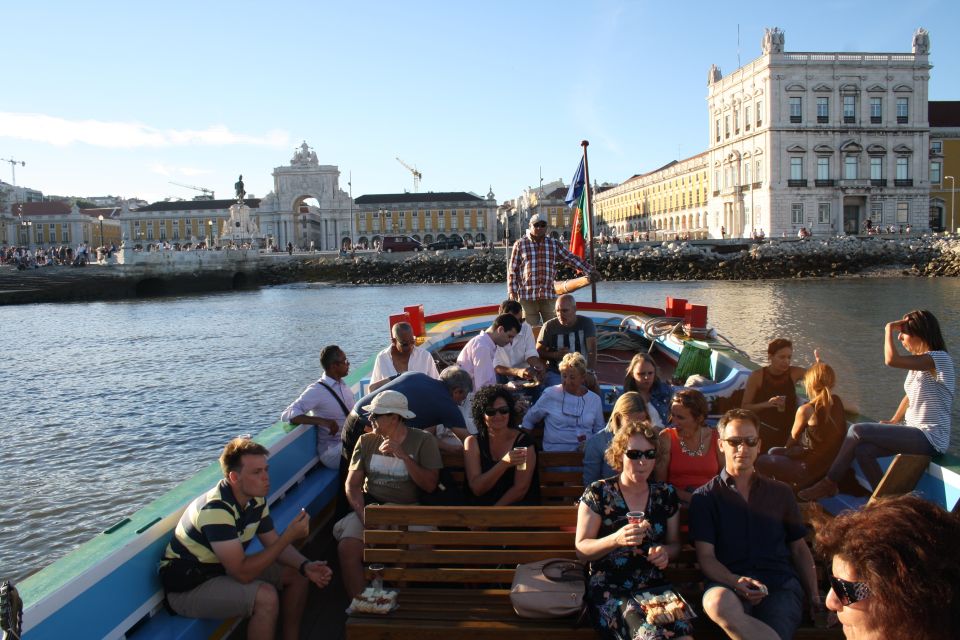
[679,428,706,457]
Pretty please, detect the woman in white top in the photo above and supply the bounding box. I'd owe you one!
[800,310,954,500]
[522,352,605,451]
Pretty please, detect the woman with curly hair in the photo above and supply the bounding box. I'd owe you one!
[576,420,690,640]
[816,494,960,639]
[463,384,539,505]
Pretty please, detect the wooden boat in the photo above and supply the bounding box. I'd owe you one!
[10,296,959,639]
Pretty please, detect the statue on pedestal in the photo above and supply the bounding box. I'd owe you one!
[235,175,246,202]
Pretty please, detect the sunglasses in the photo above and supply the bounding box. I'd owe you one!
[625,448,657,460]
[721,437,759,449]
[829,575,871,606]
[533,222,547,228]
[483,406,510,417]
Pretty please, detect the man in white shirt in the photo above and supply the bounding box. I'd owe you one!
[369,322,438,391]
[281,345,355,468]
[456,313,521,391]
[494,299,545,389]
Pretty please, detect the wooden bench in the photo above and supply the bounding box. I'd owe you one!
[814,453,932,516]
[441,450,585,505]
[345,505,842,640]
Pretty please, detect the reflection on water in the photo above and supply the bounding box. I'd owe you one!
[2,278,958,582]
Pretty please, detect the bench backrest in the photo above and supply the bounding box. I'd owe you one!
[441,450,585,505]
[867,453,932,505]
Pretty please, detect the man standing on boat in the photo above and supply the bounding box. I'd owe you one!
[537,294,598,390]
[690,409,821,640]
[507,213,596,326]
[281,345,354,469]
[456,313,522,391]
[160,437,332,640]
[368,321,439,392]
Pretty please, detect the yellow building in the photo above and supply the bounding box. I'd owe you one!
[594,153,710,240]
[10,201,122,249]
[929,101,960,232]
[353,191,496,247]
[120,199,256,247]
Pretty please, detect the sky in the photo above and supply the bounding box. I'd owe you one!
[1,0,957,205]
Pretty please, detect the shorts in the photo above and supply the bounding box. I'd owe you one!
[333,507,436,542]
[704,577,804,640]
[166,562,284,619]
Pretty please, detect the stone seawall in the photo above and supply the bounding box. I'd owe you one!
[264,236,960,285]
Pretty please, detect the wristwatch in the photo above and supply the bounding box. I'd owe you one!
[299,559,309,576]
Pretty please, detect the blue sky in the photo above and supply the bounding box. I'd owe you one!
[1,0,957,204]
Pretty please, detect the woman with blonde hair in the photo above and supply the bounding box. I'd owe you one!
[583,392,648,485]
[755,362,846,490]
[522,351,605,451]
[622,353,673,427]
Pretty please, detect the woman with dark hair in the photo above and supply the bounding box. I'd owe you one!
[816,494,960,640]
[801,310,954,500]
[576,421,691,640]
[742,338,819,448]
[463,385,539,505]
[655,388,722,504]
[755,362,846,491]
[623,353,673,427]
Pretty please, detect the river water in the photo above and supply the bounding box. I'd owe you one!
[2,278,959,583]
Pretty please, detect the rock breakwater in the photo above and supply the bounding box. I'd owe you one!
[264,235,960,285]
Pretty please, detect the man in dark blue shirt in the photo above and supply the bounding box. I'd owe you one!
[340,367,473,462]
[690,409,821,640]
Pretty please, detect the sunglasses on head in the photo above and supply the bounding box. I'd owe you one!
[721,437,759,448]
[829,575,871,606]
[625,448,657,460]
[483,406,510,417]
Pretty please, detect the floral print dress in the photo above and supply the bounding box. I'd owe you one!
[581,478,692,640]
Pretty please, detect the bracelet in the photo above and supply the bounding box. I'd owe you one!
[299,559,309,576]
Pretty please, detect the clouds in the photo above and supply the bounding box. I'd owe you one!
[0,112,289,149]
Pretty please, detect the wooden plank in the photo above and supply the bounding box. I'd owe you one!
[364,530,575,546]
[364,505,577,527]
[370,567,519,583]
[868,454,931,504]
[364,548,578,565]
[540,486,585,497]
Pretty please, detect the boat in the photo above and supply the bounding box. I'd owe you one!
[8,296,960,640]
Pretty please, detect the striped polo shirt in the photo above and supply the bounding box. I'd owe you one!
[904,350,955,453]
[162,479,274,567]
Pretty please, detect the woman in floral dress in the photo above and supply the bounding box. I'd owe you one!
[576,421,693,640]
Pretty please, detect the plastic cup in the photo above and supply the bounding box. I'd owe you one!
[626,511,645,524]
[777,396,786,412]
[368,563,385,591]
[513,446,527,471]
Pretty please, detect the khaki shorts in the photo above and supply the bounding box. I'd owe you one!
[333,508,435,542]
[519,298,556,327]
[166,562,284,619]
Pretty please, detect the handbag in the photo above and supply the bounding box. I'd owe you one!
[510,558,586,619]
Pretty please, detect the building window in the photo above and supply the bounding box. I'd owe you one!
[147,227,154,240]
[715,118,720,142]
[745,105,751,130]
[871,202,884,223]
[733,108,740,134]
[724,115,730,138]
[844,155,858,180]
[790,157,804,180]
[49,228,56,243]
[756,100,763,126]
[756,159,763,183]
[931,140,943,154]
[844,95,857,123]
[896,97,909,123]
[818,202,831,224]
[791,203,803,224]
[789,97,802,123]
[816,97,829,123]
[896,157,909,180]
[931,161,942,185]
[870,156,884,180]
[817,157,830,181]
[896,201,909,223]
[743,161,751,184]
[870,97,882,123]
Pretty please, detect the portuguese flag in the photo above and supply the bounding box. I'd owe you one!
[565,158,588,259]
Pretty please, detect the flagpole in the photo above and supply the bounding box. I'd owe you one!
[581,140,597,303]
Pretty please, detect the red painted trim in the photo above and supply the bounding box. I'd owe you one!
[422,301,667,325]
[424,305,499,323]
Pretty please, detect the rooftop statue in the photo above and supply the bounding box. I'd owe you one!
[708,64,722,85]
[912,27,930,55]
[291,141,320,167]
[761,27,785,54]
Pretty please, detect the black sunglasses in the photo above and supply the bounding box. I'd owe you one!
[829,575,871,606]
[533,222,547,228]
[625,448,657,460]
[483,406,510,417]
[721,437,759,449]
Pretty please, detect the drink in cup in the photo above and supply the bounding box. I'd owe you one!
[776,396,786,412]
[513,446,527,471]
[626,511,645,547]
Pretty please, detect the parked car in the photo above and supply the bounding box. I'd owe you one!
[426,237,465,250]
[380,235,424,252]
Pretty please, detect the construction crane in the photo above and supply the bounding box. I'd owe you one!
[395,157,422,193]
[168,181,215,200]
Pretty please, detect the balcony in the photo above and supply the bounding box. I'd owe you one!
[839,179,871,189]
[814,179,836,187]
[789,116,802,124]
[844,116,856,124]
[817,116,829,123]
[897,116,908,124]
[871,116,882,124]
[871,179,887,187]
[787,179,808,187]
[894,179,914,187]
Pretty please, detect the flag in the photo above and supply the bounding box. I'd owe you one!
[565,158,588,259]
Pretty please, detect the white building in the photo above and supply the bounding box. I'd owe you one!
[707,27,932,238]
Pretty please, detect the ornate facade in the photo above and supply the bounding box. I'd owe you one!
[353,190,496,247]
[929,101,960,232]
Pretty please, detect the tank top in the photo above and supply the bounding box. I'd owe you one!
[467,430,541,506]
[664,427,720,492]
[755,367,798,448]
[798,395,846,475]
